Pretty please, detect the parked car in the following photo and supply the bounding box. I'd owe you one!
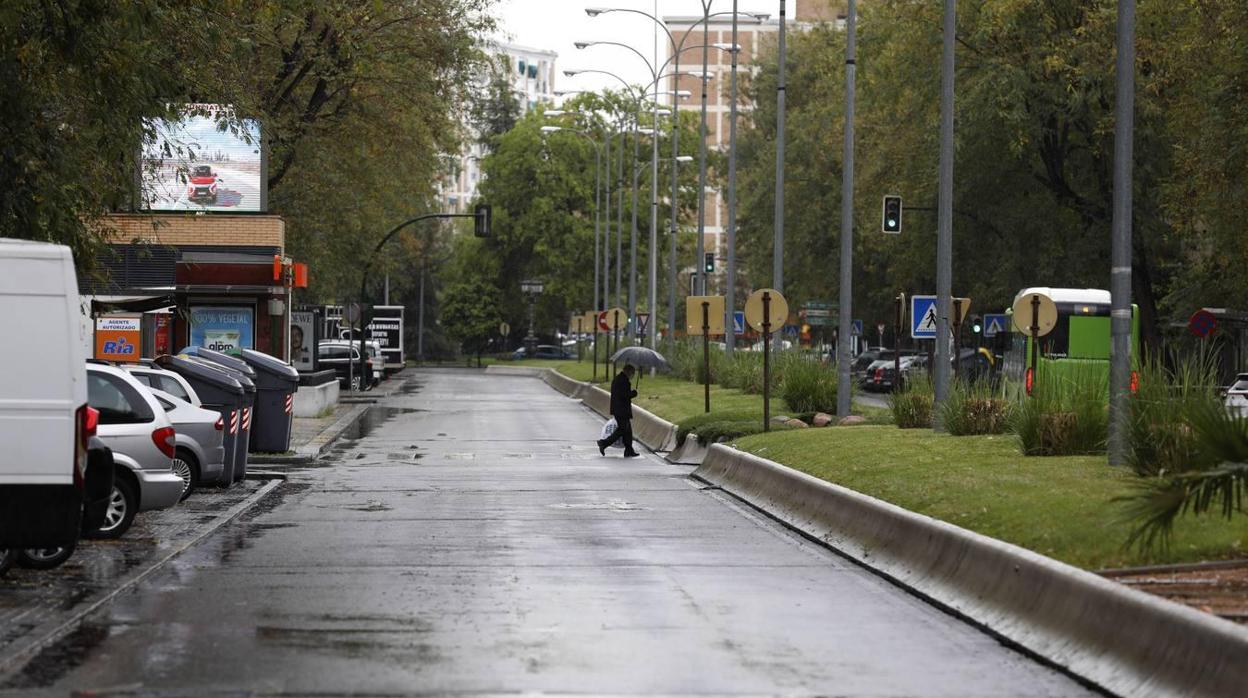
[1226,373,1248,416]
[0,239,95,572]
[512,344,574,360]
[187,164,219,204]
[124,364,202,406]
[148,388,226,498]
[869,355,928,393]
[852,348,897,375]
[85,363,185,538]
[16,436,117,572]
[317,341,377,391]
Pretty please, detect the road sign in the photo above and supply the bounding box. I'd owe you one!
[636,312,651,336]
[1011,293,1058,337]
[745,289,789,333]
[345,302,362,324]
[782,324,799,337]
[952,297,971,326]
[733,311,745,335]
[686,296,725,335]
[911,295,938,339]
[852,319,864,336]
[605,307,628,331]
[499,322,510,336]
[1189,309,1217,338]
[982,313,1008,338]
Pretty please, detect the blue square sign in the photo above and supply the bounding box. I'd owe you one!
[983,313,1008,338]
[911,295,938,339]
[733,311,745,335]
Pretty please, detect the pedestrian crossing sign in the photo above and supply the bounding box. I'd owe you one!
[733,311,745,335]
[911,295,938,339]
[983,313,1008,338]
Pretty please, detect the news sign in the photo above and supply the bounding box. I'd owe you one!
[140,104,265,212]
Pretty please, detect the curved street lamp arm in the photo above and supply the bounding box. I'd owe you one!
[578,41,658,81]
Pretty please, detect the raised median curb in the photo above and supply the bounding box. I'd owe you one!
[693,444,1248,698]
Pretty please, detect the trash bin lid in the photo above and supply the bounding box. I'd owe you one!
[179,346,258,379]
[183,355,256,392]
[154,354,245,396]
[239,348,299,382]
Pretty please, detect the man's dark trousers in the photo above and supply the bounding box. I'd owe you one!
[600,367,639,456]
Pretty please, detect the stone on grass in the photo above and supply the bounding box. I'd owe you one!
[771,415,792,424]
[812,412,834,427]
[838,415,868,426]
[784,418,810,428]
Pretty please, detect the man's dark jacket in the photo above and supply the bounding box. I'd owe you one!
[610,371,636,420]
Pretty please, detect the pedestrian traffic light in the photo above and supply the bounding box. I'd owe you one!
[971,314,983,334]
[474,203,492,238]
[704,252,715,273]
[882,195,902,234]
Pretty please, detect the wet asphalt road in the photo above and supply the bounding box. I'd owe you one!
[4,369,1096,696]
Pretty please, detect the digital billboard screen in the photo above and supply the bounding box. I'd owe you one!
[141,104,265,212]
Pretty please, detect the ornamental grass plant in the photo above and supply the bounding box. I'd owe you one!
[777,354,839,414]
[1011,365,1108,456]
[940,379,1012,436]
[889,376,933,429]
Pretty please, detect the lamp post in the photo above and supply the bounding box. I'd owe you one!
[836,0,858,418]
[521,279,544,354]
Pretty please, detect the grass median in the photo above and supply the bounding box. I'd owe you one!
[731,425,1248,570]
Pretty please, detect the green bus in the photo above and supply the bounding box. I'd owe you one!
[1002,287,1139,394]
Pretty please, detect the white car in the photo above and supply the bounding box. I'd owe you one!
[1226,374,1248,417]
[124,363,202,406]
[86,363,185,538]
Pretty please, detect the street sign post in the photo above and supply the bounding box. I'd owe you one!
[911,295,938,339]
[686,296,725,413]
[983,313,1007,338]
[1011,292,1057,396]
[1189,309,1217,339]
[746,289,788,432]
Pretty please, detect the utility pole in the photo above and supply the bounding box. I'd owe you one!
[417,264,424,360]
[933,0,956,430]
[773,0,786,298]
[1108,0,1135,465]
[725,1,740,357]
[629,120,640,341]
[694,1,711,296]
[837,0,857,419]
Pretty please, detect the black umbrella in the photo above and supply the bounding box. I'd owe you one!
[610,346,670,371]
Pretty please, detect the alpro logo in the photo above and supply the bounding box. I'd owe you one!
[207,341,237,351]
[102,338,137,356]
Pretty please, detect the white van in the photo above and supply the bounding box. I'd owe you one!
[0,239,92,557]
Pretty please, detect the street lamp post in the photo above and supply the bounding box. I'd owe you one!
[521,279,544,354]
[774,0,787,304]
[836,0,858,419]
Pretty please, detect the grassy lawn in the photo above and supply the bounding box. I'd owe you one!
[732,426,1248,570]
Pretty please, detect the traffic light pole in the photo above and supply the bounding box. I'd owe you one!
[934,0,956,430]
[836,0,857,419]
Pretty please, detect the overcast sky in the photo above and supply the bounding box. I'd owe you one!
[492,1,794,95]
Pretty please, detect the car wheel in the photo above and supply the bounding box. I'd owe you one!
[0,549,15,577]
[173,449,199,502]
[88,477,138,539]
[17,542,76,570]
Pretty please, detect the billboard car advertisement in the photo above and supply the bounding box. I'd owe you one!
[95,317,142,361]
[189,306,254,352]
[141,104,265,212]
[368,306,405,367]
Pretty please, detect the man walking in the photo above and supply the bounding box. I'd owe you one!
[597,364,640,458]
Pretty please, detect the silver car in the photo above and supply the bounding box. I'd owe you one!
[124,364,202,406]
[148,387,226,498]
[85,364,184,539]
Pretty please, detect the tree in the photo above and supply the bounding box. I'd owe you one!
[440,276,503,360]
[470,53,522,152]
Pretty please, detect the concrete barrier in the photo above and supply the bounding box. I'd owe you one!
[292,380,339,418]
[694,445,1248,698]
[542,368,586,399]
[665,434,709,465]
[484,364,547,377]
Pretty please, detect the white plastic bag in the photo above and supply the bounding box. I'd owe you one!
[599,417,624,448]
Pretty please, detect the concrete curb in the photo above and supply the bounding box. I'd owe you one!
[665,435,709,465]
[693,444,1248,698]
[0,476,286,677]
[251,402,371,465]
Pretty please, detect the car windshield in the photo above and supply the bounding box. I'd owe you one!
[1232,378,1248,392]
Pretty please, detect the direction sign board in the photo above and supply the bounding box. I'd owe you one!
[911,295,938,339]
[733,311,745,335]
[852,319,864,336]
[982,313,1008,338]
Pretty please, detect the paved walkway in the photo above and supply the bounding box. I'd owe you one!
[5,369,1096,696]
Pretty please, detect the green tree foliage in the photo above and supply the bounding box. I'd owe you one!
[733,0,1248,346]
[440,275,503,355]
[462,90,703,346]
[470,53,522,152]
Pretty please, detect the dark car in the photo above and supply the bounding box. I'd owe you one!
[512,344,573,360]
[317,341,375,391]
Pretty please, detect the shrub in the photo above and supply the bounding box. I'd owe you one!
[890,377,933,429]
[1127,348,1222,477]
[778,355,839,414]
[941,379,1012,435]
[1012,366,1108,456]
[676,409,758,447]
[720,351,764,393]
[669,339,723,384]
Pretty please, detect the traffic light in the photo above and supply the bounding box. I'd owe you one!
[971,314,983,334]
[704,252,715,273]
[882,195,902,234]
[474,203,492,238]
